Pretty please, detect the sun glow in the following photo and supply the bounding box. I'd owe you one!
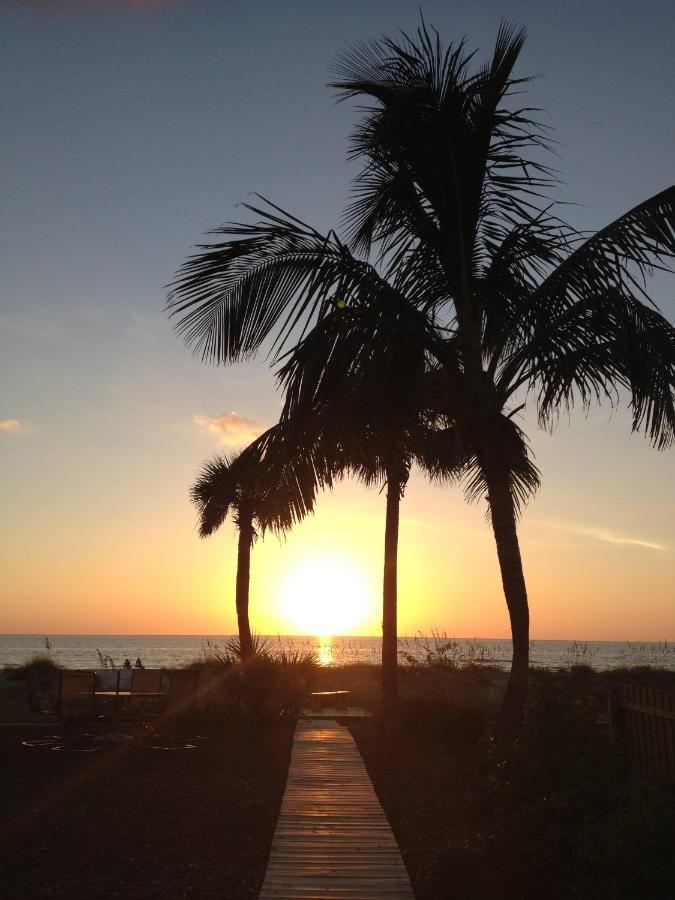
[277,557,370,635]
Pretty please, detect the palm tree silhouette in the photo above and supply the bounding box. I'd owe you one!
[191,426,328,657]
[289,368,451,707]
[325,22,675,726]
[170,212,444,704]
[169,22,675,728]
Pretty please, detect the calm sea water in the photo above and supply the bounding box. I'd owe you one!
[0,634,673,671]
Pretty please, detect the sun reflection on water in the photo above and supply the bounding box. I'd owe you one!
[316,636,334,666]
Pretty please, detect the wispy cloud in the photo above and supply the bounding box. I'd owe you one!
[532,519,666,552]
[193,412,262,448]
[0,419,30,434]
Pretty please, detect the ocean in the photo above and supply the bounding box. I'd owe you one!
[0,634,672,671]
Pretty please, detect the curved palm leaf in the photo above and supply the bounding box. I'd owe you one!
[167,200,438,366]
[490,188,675,447]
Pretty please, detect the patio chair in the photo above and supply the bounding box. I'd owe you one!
[27,668,60,716]
[93,669,121,719]
[59,670,96,719]
[128,668,164,716]
[94,669,119,691]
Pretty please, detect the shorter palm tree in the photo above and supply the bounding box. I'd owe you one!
[192,452,258,657]
[277,333,464,706]
[191,426,328,657]
[170,202,465,704]
[292,387,417,707]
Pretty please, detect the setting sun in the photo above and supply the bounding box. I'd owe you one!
[277,557,371,635]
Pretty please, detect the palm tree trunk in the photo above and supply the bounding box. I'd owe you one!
[235,516,254,658]
[382,469,401,710]
[484,467,530,732]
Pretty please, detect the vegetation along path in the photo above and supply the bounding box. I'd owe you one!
[260,718,414,899]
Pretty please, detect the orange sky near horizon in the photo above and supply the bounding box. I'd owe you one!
[2,408,673,642]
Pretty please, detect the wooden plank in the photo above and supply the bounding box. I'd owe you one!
[260,719,414,899]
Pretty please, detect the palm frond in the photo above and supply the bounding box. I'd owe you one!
[527,291,675,447]
[191,419,332,542]
[276,294,431,430]
[167,202,373,364]
[467,414,541,518]
[332,18,554,306]
[500,187,675,447]
[480,211,576,367]
[250,423,332,534]
[532,185,675,319]
[191,454,243,537]
[415,424,466,485]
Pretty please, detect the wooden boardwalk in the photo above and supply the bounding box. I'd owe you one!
[260,719,414,899]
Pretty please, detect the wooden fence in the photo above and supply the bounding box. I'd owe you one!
[610,683,675,780]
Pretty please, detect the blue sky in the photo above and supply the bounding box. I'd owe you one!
[1,0,674,638]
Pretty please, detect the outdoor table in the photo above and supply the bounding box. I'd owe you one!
[69,690,166,718]
[70,691,165,698]
[92,691,164,696]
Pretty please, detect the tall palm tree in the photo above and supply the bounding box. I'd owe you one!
[326,22,675,727]
[191,425,329,657]
[168,23,675,728]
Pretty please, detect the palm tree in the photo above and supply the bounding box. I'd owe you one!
[325,22,675,727]
[169,208,446,706]
[168,23,675,728]
[191,425,328,657]
[288,370,448,707]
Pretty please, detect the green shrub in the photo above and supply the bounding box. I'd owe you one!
[195,640,319,722]
[472,671,675,898]
[3,653,61,682]
[390,666,499,748]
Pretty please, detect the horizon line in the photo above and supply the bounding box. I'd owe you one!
[1,633,672,644]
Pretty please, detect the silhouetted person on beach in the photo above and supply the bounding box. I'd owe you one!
[134,657,144,668]
[123,658,132,669]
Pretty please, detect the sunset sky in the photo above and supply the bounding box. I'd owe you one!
[2,0,673,640]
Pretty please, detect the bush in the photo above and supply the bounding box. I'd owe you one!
[195,639,319,722]
[471,671,675,898]
[3,654,61,682]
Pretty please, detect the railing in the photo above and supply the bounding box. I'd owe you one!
[610,683,675,780]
